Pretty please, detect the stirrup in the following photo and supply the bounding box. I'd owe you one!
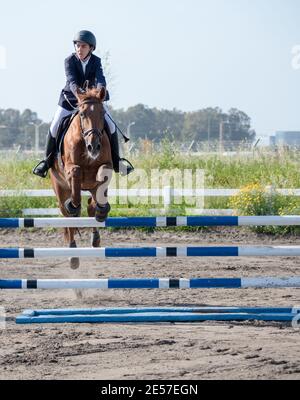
[32,160,49,178]
[118,158,135,176]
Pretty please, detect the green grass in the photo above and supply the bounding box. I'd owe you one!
[1,147,300,189]
[1,146,300,235]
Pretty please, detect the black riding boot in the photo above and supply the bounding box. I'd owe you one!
[32,131,57,178]
[106,124,134,176]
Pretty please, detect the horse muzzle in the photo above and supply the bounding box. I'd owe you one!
[87,143,101,159]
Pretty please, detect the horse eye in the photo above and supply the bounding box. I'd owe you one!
[80,112,85,118]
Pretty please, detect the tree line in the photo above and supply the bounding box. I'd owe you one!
[0,105,256,149]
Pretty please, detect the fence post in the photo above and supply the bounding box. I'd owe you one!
[163,186,172,211]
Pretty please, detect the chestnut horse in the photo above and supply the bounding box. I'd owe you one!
[50,87,112,269]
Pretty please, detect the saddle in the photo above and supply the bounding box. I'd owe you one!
[56,112,78,154]
[55,111,78,168]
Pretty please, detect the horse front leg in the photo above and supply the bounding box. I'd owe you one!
[93,165,113,222]
[57,198,80,269]
[64,227,80,270]
[64,164,82,217]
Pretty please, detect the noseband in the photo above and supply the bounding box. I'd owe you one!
[78,100,104,139]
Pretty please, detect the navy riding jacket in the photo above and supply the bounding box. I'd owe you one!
[58,53,109,111]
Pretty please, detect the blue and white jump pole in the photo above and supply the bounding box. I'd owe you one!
[1,216,300,228]
[1,246,300,258]
[1,277,300,289]
[16,305,300,324]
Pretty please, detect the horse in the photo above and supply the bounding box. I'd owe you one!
[50,87,113,269]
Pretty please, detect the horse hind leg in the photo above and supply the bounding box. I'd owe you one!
[68,229,80,270]
[65,228,82,296]
[62,227,80,269]
[50,166,80,269]
[88,196,101,247]
[58,197,80,269]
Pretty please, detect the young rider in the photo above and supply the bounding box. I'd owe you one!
[33,30,134,177]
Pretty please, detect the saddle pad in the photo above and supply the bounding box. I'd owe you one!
[57,111,78,155]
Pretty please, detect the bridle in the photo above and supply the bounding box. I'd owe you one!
[78,100,104,139]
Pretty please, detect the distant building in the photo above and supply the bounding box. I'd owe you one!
[270,131,300,147]
[269,136,276,147]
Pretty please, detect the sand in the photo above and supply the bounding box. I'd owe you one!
[0,227,299,380]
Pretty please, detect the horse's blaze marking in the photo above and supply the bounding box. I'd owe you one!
[87,152,99,161]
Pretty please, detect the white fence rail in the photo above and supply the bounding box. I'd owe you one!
[1,187,299,216]
[1,188,299,198]
[20,208,235,216]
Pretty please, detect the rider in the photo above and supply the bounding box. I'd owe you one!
[33,30,134,178]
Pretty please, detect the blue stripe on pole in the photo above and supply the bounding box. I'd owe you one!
[187,247,239,257]
[0,218,20,228]
[0,279,22,288]
[0,248,20,258]
[186,216,239,226]
[105,217,157,227]
[105,248,158,257]
[190,278,241,288]
[108,278,160,289]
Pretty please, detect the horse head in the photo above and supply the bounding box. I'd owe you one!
[76,87,106,159]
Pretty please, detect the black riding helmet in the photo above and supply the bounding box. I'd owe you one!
[73,30,96,50]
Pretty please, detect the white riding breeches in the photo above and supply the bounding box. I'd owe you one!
[50,106,72,138]
[49,104,116,138]
[103,103,116,134]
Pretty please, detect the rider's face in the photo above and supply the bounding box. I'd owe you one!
[75,41,92,60]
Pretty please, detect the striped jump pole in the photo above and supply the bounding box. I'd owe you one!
[2,246,300,258]
[1,277,300,289]
[18,306,300,315]
[2,215,300,228]
[16,307,300,324]
[16,313,297,324]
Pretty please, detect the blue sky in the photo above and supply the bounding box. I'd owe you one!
[0,0,299,137]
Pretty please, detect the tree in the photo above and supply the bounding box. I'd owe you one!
[227,108,256,142]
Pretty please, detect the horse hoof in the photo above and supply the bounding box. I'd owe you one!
[64,199,81,217]
[95,202,111,222]
[70,257,80,270]
[91,231,101,247]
